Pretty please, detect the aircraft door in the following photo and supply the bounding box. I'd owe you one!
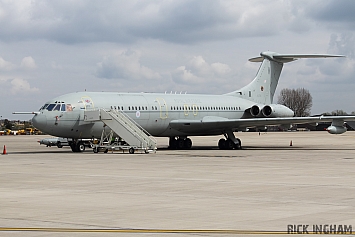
[184,105,189,116]
[81,96,95,110]
[192,105,198,116]
[156,97,168,119]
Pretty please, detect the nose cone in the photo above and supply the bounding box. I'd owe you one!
[32,114,47,131]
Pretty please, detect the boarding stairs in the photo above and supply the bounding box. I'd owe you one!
[84,108,157,152]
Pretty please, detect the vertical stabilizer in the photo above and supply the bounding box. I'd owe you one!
[225,51,344,105]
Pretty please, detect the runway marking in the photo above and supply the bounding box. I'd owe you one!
[0,228,279,234]
[0,228,353,234]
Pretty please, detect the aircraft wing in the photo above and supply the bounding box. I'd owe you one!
[169,116,355,133]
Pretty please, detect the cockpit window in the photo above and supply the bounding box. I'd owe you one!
[53,104,61,111]
[39,104,49,110]
[46,104,56,111]
[43,103,73,111]
[66,104,73,111]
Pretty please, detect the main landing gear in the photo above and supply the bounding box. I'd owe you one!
[218,131,242,150]
[169,137,192,150]
[70,140,86,152]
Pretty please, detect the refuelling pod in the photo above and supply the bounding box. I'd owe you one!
[262,104,294,118]
[326,125,347,134]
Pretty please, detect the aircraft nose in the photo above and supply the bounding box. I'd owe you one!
[32,114,47,130]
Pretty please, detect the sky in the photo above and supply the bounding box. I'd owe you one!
[1,0,355,120]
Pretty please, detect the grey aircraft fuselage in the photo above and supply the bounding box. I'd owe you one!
[32,92,261,138]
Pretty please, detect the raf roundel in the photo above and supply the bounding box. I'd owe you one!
[136,110,141,118]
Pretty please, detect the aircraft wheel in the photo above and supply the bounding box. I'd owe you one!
[104,149,108,153]
[225,139,235,150]
[76,142,85,152]
[129,147,135,154]
[93,147,99,153]
[57,141,63,148]
[177,139,185,149]
[218,138,226,149]
[184,138,192,149]
[169,137,177,149]
[70,143,78,152]
[234,138,242,150]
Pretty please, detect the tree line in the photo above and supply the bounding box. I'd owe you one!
[278,88,355,117]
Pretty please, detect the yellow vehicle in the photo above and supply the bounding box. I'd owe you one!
[17,129,27,135]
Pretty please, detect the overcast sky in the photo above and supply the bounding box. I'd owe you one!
[1,0,355,120]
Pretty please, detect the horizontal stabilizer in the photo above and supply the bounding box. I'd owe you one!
[249,52,345,63]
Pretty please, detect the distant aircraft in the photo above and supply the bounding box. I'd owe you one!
[14,51,355,152]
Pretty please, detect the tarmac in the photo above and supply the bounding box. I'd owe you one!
[1,131,355,236]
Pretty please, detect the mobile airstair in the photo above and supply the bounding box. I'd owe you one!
[84,108,157,154]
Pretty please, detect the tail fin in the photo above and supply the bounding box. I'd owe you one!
[225,51,344,104]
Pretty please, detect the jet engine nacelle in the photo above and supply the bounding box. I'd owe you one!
[261,104,294,118]
[250,104,263,117]
[326,125,347,134]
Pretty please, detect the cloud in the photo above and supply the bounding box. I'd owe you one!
[51,61,63,70]
[20,56,37,70]
[328,33,355,59]
[311,0,355,26]
[0,0,320,45]
[172,56,231,85]
[10,78,39,94]
[95,50,161,80]
[0,57,15,70]
[289,33,355,86]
